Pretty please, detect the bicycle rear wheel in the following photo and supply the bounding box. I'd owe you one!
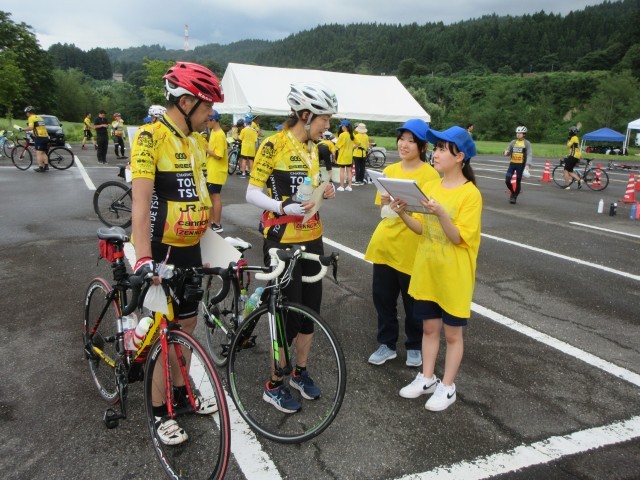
[144,330,230,480]
[228,149,239,174]
[93,181,133,228]
[227,302,347,443]
[83,278,121,404]
[552,165,573,188]
[584,168,609,191]
[48,147,75,170]
[11,146,33,170]
[203,272,242,367]
[366,150,386,168]
[2,138,16,156]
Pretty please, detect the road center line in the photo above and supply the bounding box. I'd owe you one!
[74,156,96,190]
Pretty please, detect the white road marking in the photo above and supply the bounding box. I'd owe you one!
[475,174,542,186]
[75,156,96,190]
[570,222,640,239]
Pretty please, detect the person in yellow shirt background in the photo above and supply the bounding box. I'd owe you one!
[562,125,582,189]
[239,114,258,178]
[206,109,228,233]
[365,119,440,368]
[353,123,370,185]
[81,112,96,150]
[111,113,127,159]
[335,119,356,191]
[316,130,336,182]
[392,125,482,413]
[21,106,50,172]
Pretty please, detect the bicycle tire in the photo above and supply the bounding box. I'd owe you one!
[228,149,239,175]
[552,165,573,188]
[48,147,75,170]
[144,330,231,480]
[83,278,121,404]
[2,139,16,157]
[93,181,133,228]
[366,150,386,169]
[584,168,609,191]
[203,272,242,367]
[227,302,347,443]
[11,145,33,170]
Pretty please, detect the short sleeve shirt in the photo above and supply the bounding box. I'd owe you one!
[239,126,258,157]
[28,115,48,138]
[206,128,229,185]
[335,131,355,165]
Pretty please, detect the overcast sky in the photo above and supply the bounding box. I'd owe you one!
[6,0,607,51]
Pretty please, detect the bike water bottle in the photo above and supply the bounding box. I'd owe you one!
[132,316,154,350]
[293,177,313,202]
[631,203,637,220]
[122,313,138,351]
[244,287,265,317]
[597,199,604,214]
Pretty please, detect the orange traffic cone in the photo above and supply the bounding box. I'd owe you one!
[541,160,552,182]
[591,164,603,188]
[621,174,636,204]
[506,171,517,194]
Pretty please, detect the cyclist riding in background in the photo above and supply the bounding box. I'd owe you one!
[246,82,338,414]
[21,106,49,172]
[130,61,224,445]
[562,125,582,189]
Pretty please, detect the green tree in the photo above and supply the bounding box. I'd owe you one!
[140,58,174,105]
[51,68,96,121]
[0,50,27,119]
[579,73,640,132]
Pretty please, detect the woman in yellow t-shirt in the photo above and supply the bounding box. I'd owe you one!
[205,109,228,232]
[335,120,356,191]
[353,123,370,185]
[392,125,482,413]
[364,119,439,368]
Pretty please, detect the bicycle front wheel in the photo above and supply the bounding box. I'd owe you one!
[93,181,133,228]
[48,147,75,170]
[2,139,16,156]
[144,330,231,480]
[203,273,241,367]
[11,146,33,170]
[584,168,609,191]
[366,150,386,168]
[552,165,572,188]
[228,149,239,174]
[228,302,347,443]
[83,278,121,404]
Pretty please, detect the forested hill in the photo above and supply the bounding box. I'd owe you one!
[106,0,638,76]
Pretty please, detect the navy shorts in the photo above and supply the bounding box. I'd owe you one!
[207,183,222,194]
[414,300,468,327]
[34,138,50,152]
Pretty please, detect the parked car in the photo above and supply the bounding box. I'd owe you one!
[40,115,65,146]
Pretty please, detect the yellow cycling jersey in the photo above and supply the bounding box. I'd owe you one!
[249,130,322,243]
[567,135,581,159]
[28,115,48,138]
[83,117,92,129]
[130,115,211,247]
[510,139,526,164]
[112,119,125,137]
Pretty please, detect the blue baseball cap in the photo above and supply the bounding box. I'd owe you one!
[143,115,152,124]
[396,119,430,141]
[209,109,220,121]
[338,119,350,128]
[275,123,283,131]
[425,126,476,161]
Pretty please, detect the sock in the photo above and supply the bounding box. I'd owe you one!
[294,365,306,376]
[268,379,283,389]
[153,404,168,419]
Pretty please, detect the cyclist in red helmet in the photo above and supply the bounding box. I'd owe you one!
[130,61,224,445]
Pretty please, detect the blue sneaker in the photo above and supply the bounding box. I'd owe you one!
[289,370,321,400]
[368,345,397,365]
[263,382,301,413]
[406,349,422,367]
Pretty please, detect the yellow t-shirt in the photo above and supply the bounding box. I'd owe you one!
[206,128,229,185]
[364,162,440,275]
[335,131,355,165]
[567,135,581,159]
[353,133,369,158]
[408,179,483,318]
[28,115,48,138]
[239,126,258,157]
[249,131,322,243]
[130,116,211,247]
[318,139,336,156]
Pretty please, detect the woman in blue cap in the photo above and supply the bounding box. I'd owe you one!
[392,125,482,412]
[364,119,439,368]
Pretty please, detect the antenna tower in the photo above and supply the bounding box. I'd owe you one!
[183,24,189,51]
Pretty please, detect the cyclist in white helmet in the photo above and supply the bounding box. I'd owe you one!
[503,125,532,204]
[245,82,338,414]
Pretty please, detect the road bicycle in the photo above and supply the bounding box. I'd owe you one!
[0,129,17,157]
[227,140,241,174]
[203,245,346,443]
[83,226,231,479]
[552,157,610,191]
[365,143,387,168]
[11,134,75,170]
[93,165,132,228]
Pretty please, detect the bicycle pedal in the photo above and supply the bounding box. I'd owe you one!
[103,408,121,429]
[240,335,257,350]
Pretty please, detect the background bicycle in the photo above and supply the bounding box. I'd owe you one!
[93,165,132,228]
[11,134,75,171]
[0,129,17,157]
[365,143,387,168]
[83,226,230,479]
[552,157,610,191]
[227,140,241,174]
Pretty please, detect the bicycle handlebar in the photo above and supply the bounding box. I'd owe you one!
[256,247,339,283]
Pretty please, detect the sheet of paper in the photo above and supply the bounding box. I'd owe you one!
[200,229,242,268]
[376,177,431,213]
[366,169,387,193]
[303,180,330,223]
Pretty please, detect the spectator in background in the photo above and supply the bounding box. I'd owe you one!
[466,123,474,137]
[503,126,532,204]
[81,112,96,150]
[353,123,369,185]
[94,110,109,164]
[317,130,335,182]
[111,113,127,159]
[205,109,228,233]
[239,113,258,177]
[335,119,356,191]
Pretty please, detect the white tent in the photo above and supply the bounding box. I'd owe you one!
[216,63,430,123]
[624,117,640,151]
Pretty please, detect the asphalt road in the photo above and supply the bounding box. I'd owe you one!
[1,145,639,479]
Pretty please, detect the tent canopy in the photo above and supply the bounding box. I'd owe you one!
[582,127,626,142]
[216,63,430,123]
[624,117,640,150]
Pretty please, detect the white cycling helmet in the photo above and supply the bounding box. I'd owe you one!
[515,126,527,134]
[287,83,338,115]
[148,105,166,118]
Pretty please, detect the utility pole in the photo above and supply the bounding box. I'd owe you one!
[184,24,189,52]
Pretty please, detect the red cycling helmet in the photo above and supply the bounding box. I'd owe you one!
[163,62,224,103]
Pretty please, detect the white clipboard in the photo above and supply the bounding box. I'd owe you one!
[200,229,242,268]
[366,169,387,194]
[302,180,329,223]
[376,177,431,213]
